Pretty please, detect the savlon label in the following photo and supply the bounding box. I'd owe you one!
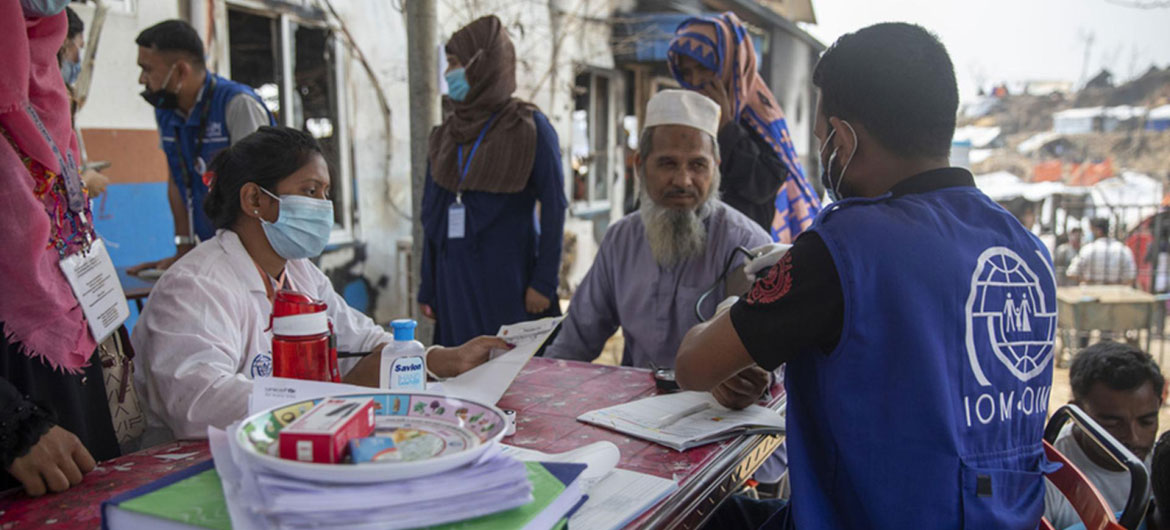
[391,356,426,391]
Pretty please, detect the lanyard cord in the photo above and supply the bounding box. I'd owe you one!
[253,261,291,305]
[455,111,500,200]
[174,76,219,235]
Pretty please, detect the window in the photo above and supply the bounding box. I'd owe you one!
[103,0,135,14]
[226,6,355,243]
[570,69,623,216]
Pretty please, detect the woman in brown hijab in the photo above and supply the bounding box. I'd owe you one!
[419,15,566,346]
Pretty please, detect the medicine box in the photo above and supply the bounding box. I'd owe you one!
[278,397,376,463]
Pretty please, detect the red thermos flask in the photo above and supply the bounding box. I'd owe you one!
[271,290,340,382]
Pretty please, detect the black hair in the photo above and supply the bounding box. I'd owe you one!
[812,22,958,159]
[1070,341,1165,400]
[65,7,83,40]
[1154,431,1170,516]
[135,19,205,68]
[203,126,324,230]
[1090,218,1110,235]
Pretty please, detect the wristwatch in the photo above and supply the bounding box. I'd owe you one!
[174,235,197,246]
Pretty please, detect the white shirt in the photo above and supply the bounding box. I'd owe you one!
[1043,426,1152,529]
[1067,238,1137,284]
[131,230,393,442]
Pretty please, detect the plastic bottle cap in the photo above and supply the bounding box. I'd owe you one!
[391,319,417,341]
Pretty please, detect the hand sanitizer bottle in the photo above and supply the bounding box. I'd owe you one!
[379,319,426,390]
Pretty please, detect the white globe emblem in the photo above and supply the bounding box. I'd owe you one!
[965,247,1057,386]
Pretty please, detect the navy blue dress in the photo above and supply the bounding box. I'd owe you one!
[419,111,566,346]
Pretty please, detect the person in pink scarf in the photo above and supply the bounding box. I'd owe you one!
[0,0,119,497]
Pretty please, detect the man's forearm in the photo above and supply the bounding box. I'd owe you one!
[167,179,191,239]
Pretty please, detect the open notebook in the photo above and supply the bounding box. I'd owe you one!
[578,391,786,451]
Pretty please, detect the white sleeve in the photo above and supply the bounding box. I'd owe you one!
[1067,249,1084,279]
[1123,247,1138,283]
[307,263,394,360]
[131,272,254,439]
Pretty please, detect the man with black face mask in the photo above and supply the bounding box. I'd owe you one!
[675,23,1058,529]
[127,20,274,276]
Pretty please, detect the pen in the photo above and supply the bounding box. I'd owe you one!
[654,403,710,429]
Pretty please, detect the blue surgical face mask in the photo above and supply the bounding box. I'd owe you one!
[445,68,470,102]
[20,0,69,17]
[258,187,334,260]
[61,59,81,86]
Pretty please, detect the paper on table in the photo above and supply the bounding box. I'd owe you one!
[249,377,374,414]
[248,377,446,414]
[442,317,560,404]
[208,425,267,530]
[568,469,677,530]
[210,425,532,530]
[500,441,619,489]
[578,391,785,451]
[499,441,677,530]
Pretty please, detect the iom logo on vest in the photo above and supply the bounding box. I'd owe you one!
[963,247,1057,427]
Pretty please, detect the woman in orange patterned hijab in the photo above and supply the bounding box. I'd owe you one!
[668,12,821,243]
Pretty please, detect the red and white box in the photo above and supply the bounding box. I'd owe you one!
[278,397,376,463]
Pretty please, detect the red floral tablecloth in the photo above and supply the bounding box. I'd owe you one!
[0,440,211,528]
[0,357,782,528]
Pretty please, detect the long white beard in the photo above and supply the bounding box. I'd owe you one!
[640,197,710,268]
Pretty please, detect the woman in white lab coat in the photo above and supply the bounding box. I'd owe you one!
[132,126,507,444]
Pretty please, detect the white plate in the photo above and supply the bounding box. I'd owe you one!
[233,391,508,483]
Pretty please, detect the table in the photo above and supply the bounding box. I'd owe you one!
[499,357,785,529]
[1056,285,1159,355]
[117,266,156,312]
[0,440,210,527]
[0,357,784,529]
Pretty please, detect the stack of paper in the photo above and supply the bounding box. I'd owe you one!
[205,426,584,530]
[502,442,678,530]
[578,391,786,451]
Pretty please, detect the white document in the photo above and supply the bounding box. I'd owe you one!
[578,391,786,451]
[496,316,562,347]
[250,377,391,414]
[500,441,620,489]
[500,441,677,530]
[249,377,446,414]
[58,239,128,343]
[569,469,678,530]
[442,317,561,404]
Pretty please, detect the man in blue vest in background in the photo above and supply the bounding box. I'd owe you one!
[675,23,1057,529]
[128,19,274,275]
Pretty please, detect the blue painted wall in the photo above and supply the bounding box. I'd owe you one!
[93,182,175,269]
[92,182,173,330]
[95,181,374,331]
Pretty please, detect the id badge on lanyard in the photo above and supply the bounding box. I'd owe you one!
[448,112,498,240]
[58,239,130,343]
[448,200,466,239]
[26,104,129,342]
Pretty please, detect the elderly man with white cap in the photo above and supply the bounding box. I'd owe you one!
[545,89,774,409]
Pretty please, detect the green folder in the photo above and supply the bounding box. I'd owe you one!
[103,459,584,530]
[102,460,230,530]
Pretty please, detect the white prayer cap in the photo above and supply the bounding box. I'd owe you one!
[643,89,721,139]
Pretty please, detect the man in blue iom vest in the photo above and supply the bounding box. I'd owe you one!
[675,23,1057,529]
[128,20,274,274]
